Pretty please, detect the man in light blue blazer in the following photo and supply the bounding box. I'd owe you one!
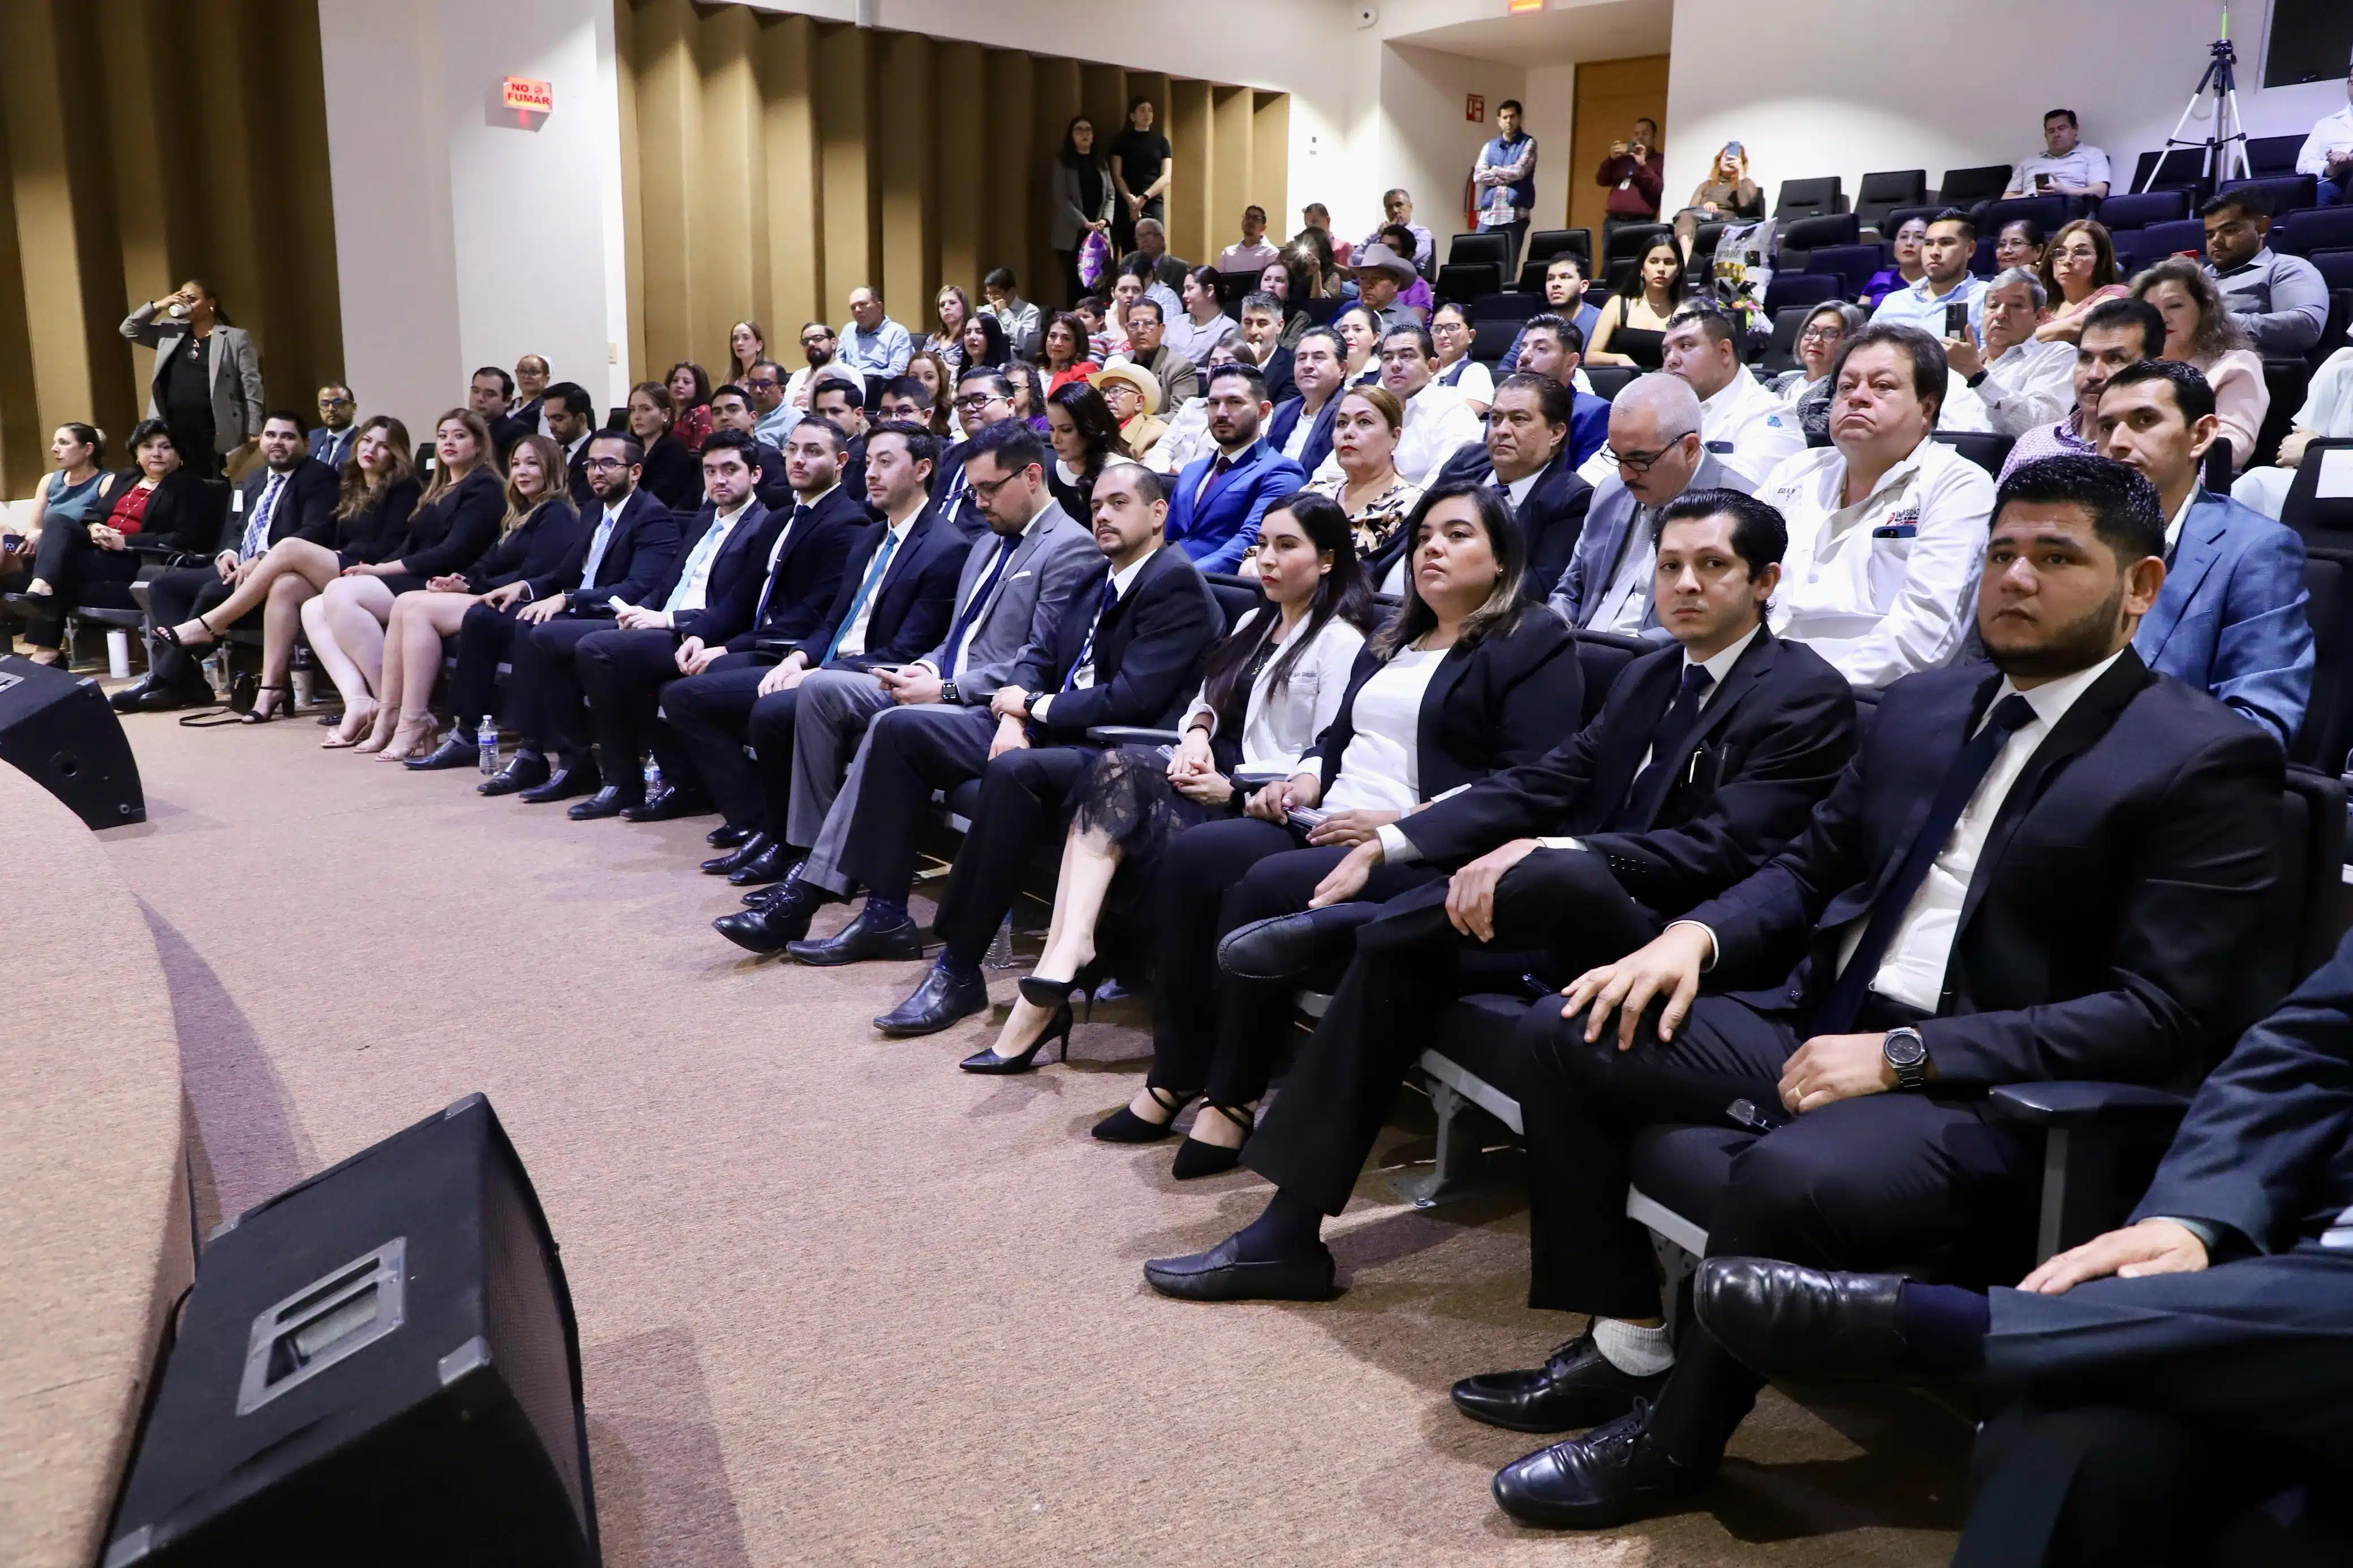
[1162,362,1307,574]
[2098,361,2313,751]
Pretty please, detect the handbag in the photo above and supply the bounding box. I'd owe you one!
[1077,230,1112,291]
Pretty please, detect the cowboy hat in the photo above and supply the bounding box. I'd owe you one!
[1348,241,1417,284]
[1088,357,1162,416]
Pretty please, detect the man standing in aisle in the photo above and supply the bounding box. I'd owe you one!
[1475,99,1541,275]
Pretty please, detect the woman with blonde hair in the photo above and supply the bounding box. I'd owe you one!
[365,434,583,762]
[2131,257,2269,472]
[925,285,973,371]
[1673,141,1763,258]
[907,349,958,439]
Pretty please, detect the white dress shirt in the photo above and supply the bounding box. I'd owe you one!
[1939,338,2076,438]
[2298,103,2353,176]
[1313,381,1484,488]
[833,506,921,660]
[2010,144,2111,193]
[1756,434,1995,690]
[2162,485,2197,559]
[1326,645,1445,814]
[1699,370,1807,486]
[1029,549,1153,721]
[1871,273,1988,342]
[1183,615,1367,776]
[661,499,752,616]
[1838,650,2126,1012]
[1279,395,1331,463]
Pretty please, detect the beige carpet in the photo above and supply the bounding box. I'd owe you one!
[97,707,1964,1566]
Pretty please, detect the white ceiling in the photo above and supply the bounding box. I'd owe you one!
[1391,0,1672,67]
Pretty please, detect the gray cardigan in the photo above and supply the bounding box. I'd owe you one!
[119,301,266,454]
[1049,157,1117,252]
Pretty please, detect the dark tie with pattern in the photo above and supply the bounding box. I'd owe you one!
[1061,574,1120,692]
[1811,693,2039,1034]
[1609,663,1714,831]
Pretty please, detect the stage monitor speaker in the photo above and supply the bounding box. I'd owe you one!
[0,654,143,828]
[104,1094,599,1567]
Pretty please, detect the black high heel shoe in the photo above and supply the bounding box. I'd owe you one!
[958,1001,1073,1075]
[1092,1086,1198,1144]
[240,683,291,724]
[1171,1103,1255,1180]
[1017,957,1105,1021]
[152,611,221,650]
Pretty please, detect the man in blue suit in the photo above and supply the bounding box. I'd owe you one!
[1512,313,1611,469]
[2097,359,2313,750]
[1162,362,1307,573]
[307,383,357,470]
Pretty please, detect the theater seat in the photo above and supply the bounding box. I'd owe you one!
[1435,262,1500,305]
[1934,431,2014,477]
[1934,165,2012,206]
[1854,170,1928,237]
[2220,174,2319,218]
[1524,228,1591,267]
[2281,208,2353,258]
[2136,218,2207,261]
[2092,190,2188,232]
[1602,222,1672,269]
[1801,243,1882,299]
[1448,232,1512,273]
[2247,133,2308,178]
[2132,148,2210,200]
[1974,195,2067,239]
[1760,305,1813,377]
[2313,251,2353,292]
[2283,438,2353,535]
[1760,272,1837,317]
[1584,365,1638,404]
[1777,212,1859,257]
[1774,176,1846,221]
[2290,553,2347,771]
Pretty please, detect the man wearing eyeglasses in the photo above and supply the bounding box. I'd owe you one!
[746,359,802,448]
[929,368,1022,539]
[786,323,838,410]
[308,385,359,469]
[1551,373,1753,637]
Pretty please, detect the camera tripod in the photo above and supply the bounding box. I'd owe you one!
[2139,20,2251,193]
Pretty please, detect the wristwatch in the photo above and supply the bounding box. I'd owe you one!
[1882,1026,1930,1090]
[1965,369,1990,388]
[941,680,962,705]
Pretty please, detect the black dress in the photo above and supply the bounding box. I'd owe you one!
[333,475,423,569]
[637,433,703,514]
[377,466,503,594]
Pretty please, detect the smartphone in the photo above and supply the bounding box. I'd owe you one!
[1943,301,1970,336]
[2034,172,2054,192]
[1286,807,1329,834]
[0,534,21,555]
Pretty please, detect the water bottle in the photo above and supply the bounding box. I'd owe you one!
[203,648,228,700]
[643,756,663,796]
[476,716,500,776]
[985,914,1015,969]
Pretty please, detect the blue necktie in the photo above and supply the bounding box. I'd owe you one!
[1061,574,1119,692]
[241,473,283,558]
[1610,663,1716,831]
[940,533,1015,678]
[822,526,901,664]
[1812,693,2039,1034]
[664,513,731,613]
[753,504,811,627]
[579,511,618,590]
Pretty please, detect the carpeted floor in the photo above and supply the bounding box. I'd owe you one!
[98,706,1965,1566]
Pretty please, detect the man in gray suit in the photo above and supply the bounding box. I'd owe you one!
[1550,374,1754,637]
[717,420,1100,952]
[120,280,265,480]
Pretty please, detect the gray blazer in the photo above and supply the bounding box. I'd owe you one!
[1549,448,1752,634]
[119,301,266,454]
[1049,158,1117,252]
[923,498,1102,701]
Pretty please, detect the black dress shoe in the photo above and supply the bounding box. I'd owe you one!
[620,782,712,822]
[1216,902,1387,982]
[701,830,773,876]
[786,905,925,967]
[726,840,794,887]
[1451,1329,1670,1434]
[566,785,640,820]
[478,754,551,796]
[111,679,210,715]
[873,958,990,1037]
[1143,1234,1337,1302]
[404,735,479,771]
[712,873,834,953]
[706,823,755,849]
[516,766,596,804]
[1490,1401,1709,1530]
[1692,1259,1912,1384]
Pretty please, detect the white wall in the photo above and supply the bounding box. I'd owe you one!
[1664,0,2351,209]
[1524,63,1579,247]
[1370,45,1528,253]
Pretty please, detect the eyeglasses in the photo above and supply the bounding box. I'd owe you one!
[800,335,830,348]
[746,377,780,390]
[1798,326,1843,344]
[583,456,631,472]
[1613,442,1683,476]
[954,392,1005,411]
[318,395,353,407]
[968,470,1028,502]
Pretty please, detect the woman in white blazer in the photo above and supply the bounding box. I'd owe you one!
[119,280,264,479]
[966,490,1377,1074]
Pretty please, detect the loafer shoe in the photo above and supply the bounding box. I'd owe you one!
[1216,902,1386,982]
[1142,1235,1337,1302]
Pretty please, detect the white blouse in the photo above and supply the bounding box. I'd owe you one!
[1184,614,1367,776]
[1325,645,1446,812]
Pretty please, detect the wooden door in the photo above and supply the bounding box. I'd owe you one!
[1569,55,1669,240]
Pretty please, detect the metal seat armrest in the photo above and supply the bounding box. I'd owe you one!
[1986,1081,2192,1132]
[1085,726,1183,748]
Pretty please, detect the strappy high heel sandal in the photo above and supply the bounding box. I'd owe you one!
[240,684,291,724]
[321,697,377,749]
[1092,1086,1198,1144]
[377,712,437,761]
[958,1000,1074,1075]
[152,611,222,650]
[1171,1103,1256,1180]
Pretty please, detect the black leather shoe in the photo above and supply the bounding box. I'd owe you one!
[516,766,596,804]
[787,905,925,967]
[1490,1401,1709,1530]
[726,840,794,887]
[1143,1235,1337,1302]
[1216,902,1387,982]
[712,873,834,953]
[706,823,754,849]
[702,831,773,876]
[621,782,712,822]
[478,754,550,796]
[404,736,479,771]
[111,678,209,714]
[566,785,639,820]
[873,958,989,1036]
[1451,1329,1670,1434]
[1692,1259,1912,1384]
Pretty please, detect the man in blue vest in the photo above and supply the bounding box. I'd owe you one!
[1473,99,1541,274]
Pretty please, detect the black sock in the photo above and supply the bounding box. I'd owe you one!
[864,896,910,927]
[1230,1187,1324,1261]
[1897,1281,1989,1375]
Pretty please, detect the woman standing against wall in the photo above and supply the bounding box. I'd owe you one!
[1051,115,1117,304]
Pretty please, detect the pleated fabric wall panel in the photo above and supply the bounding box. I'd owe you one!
[614,2,1288,381]
[0,0,341,496]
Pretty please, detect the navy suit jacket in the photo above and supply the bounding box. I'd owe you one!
[703,486,863,647]
[1018,543,1222,737]
[2132,489,2312,751]
[930,437,990,538]
[1266,395,1340,478]
[1685,651,2283,1091]
[1402,628,1855,917]
[223,457,340,553]
[307,425,356,472]
[790,503,972,668]
[1161,439,1308,574]
[1430,439,1596,602]
[656,499,780,644]
[542,487,680,611]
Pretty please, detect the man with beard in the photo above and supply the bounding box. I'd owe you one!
[1158,362,1305,573]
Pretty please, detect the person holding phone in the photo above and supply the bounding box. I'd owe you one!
[1592,115,1662,254]
[2003,108,2110,198]
[1867,209,1988,342]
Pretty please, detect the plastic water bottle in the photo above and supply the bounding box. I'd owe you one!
[643,756,663,796]
[203,649,228,700]
[985,914,1015,969]
[476,716,500,776]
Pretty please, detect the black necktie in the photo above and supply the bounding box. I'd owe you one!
[1811,693,2038,1033]
[753,504,811,625]
[1610,663,1715,831]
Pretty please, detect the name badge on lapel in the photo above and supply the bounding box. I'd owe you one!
[1873,506,1921,541]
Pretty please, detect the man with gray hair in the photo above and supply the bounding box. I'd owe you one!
[1552,373,1755,636]
[1123,217,1190,293]
[1940,267,2075,436]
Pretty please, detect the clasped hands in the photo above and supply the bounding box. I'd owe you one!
[1165,729,1233,805]
[1244,773,1397,849]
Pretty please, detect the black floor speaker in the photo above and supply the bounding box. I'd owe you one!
[0,654,143,827]
[105,1095,599,1567]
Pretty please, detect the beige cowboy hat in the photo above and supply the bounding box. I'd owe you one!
[1088,357,1162,416]
[1348,240,1418,284]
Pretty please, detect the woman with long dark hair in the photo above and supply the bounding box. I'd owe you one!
[1044,381,1124,520]
[725,321,767,385]
[1037,312,1094,395]
[624,381,702,511]
[665,361,714,453]
[7,423,106,609]
[961,490,1376,1077]
[1051,115,1117,301]
[1114,482,1579,1174]
[1585,237,1685,369]
[958,312,1011,375]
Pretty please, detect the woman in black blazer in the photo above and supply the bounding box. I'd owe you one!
[1129,482,1582,1176]
[17,420,225,658]
[625,381,703,513]
[360,434,580,760]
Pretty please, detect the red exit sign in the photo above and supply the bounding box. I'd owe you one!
[1465,94,1485,123]
[502,76,553,113]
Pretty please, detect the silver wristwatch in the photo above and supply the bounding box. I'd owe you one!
[1882,1026,1930,1091]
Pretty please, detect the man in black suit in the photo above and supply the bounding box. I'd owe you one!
[1690,932,2353,1566]
[809,379,870,509]
[469,431,679,801]
[1436,454,2282,1532]
[706,382,791,510]
[1144,489,1856,1286]
[672,422,971,886]
[133,412,339,707]
[1429,372,1594,598]
[307,384,358,470]
[794,459,1222,1038]
[1264,328,1346,477]
[467,365,529,459]
[542,381,601,507]
[567,427,847,822]
[929,367,1022,539]
[1234,292,1295,404]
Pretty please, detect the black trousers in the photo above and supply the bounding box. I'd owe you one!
[660,655,783,830]
[167,413,220,479]
[576,627,691,796]
[835,702,999,904]
[450,599,528,729]
[931,745,1093,969]
[1148,818,1440,1107]
[1516,990,2039,1467]
[1247,846,1665,1216]
[472,614,609,772]
[146,565,250,688]
[21,527,139,649]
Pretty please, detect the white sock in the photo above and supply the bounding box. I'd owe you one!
[1591,1316,1675,1377]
